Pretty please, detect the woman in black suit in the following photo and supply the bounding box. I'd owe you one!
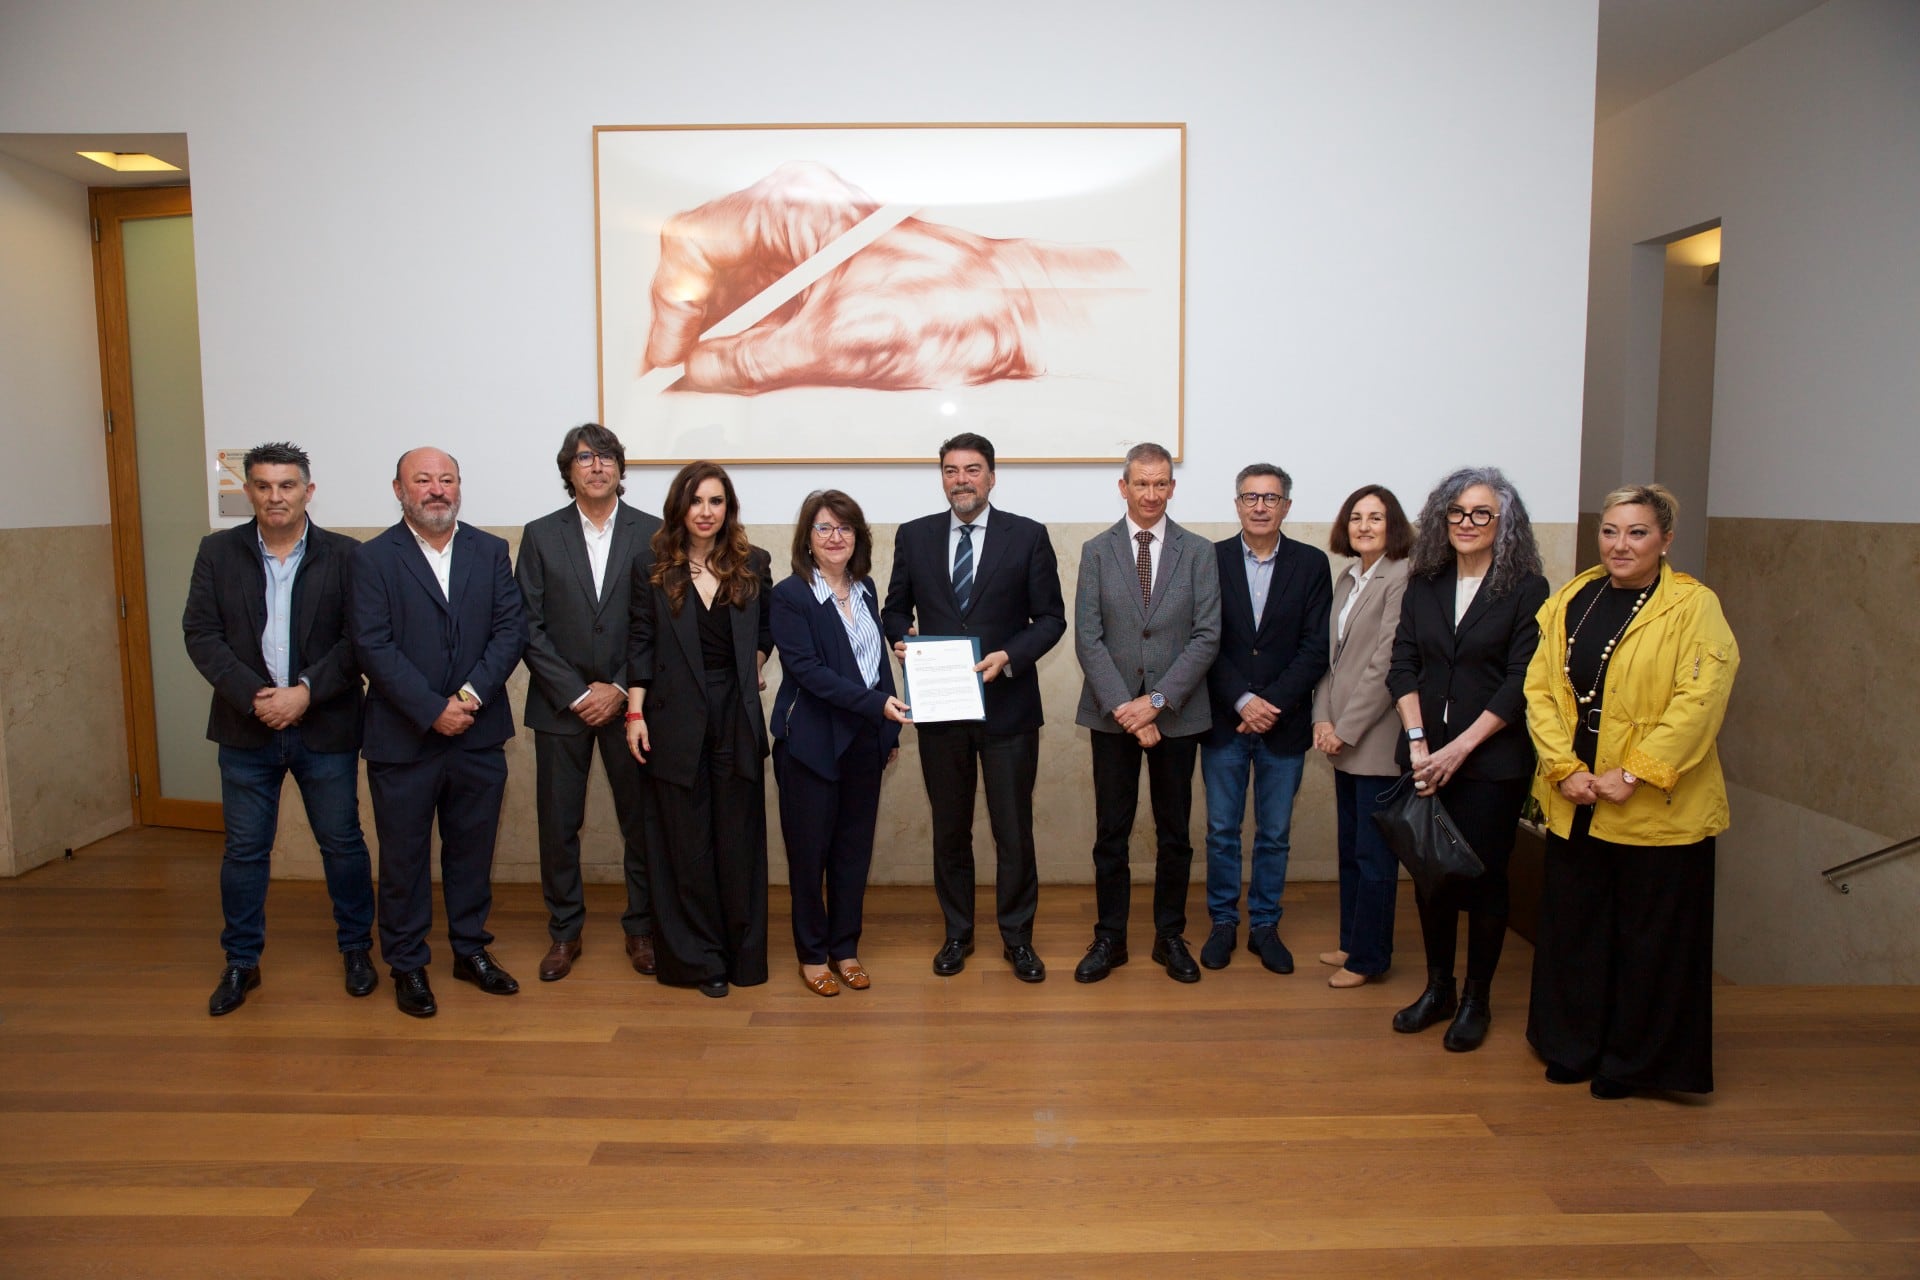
[625,462,773,998]
[770,491,910,997]
[1386,466,1548,1051]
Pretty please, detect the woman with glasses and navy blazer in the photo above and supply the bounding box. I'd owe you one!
[769,490,909,998]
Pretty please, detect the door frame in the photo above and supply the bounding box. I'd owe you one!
[90,184,221,831]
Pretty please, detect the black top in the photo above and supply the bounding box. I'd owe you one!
[1564,575,1657,769]
[694,589,735,670]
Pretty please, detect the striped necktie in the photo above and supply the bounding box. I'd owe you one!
[952,523,975,612]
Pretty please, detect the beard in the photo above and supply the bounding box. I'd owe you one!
[404,495,459,535]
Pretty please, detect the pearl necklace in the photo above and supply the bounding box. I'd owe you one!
[1564,579,1653,707]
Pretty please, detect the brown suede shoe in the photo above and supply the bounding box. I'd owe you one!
[624,932,657,975]
[539,938,581,982]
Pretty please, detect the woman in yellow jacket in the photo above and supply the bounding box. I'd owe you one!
[1522,484,1738,1099]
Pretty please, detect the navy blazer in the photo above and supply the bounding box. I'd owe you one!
[183,518,363,753]
[1386,565,1549,782]
[1205,533,1333,754]
[769,573,901,781]
[351,521,528,763]
[881,506,1066,736]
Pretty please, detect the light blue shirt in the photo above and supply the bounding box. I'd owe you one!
[948,503,990,580]
[810,571,884,690]
[258,521,308,688]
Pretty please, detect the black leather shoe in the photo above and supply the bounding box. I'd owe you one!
[1590,1075,1633,1100]
[1442,978,1492,1052]
[343,949,377,998]
[932,938,974,977]
[1151,934,1201,984]
[208,965,260,1017]
[394,968,437,1018]
[1392,970,1457,1033]
[1073,936,1128,983]
[1544,1061,1590,1085]
[1003,945,1046,983]
[452,949,520,996]
[1249,924,1294,975]
[1199,922,1236,970]
[698,978,729,998]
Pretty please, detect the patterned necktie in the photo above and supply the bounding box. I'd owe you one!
[1135,530,1154,610]
[952,523,975,612]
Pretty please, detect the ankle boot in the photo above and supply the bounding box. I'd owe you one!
[1443,978,1492,1052]
[1392,970,1457,1033]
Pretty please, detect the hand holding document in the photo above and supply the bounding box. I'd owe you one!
[899,637,987,724]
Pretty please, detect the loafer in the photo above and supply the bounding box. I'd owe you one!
[1151,934,1201,984]
[624,932,657,976]
[932,938,974,977]
[1003,945,1046,983]
[1073,936,1128,984]
[452,949,520,996]
[343,949,377,998]
[394,968,437,1018]
[698,978,729,998]
[833,959,871,991]
[208,964,260,1017]
[802,967,840,997]
[539,938,582,982]
[1199,922,1236,970]
[1249,924,1294,974]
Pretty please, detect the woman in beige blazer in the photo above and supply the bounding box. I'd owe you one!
[1310,486,1415,989]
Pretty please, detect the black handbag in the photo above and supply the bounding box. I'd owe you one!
[1370,773,1485,898]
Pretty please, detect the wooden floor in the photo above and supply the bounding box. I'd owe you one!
[1,830,1916,1278]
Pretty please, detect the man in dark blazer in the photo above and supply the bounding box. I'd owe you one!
[1200,464,1331,975]
[516,424,663,982]
[183,441,374,1017]
[1072,442,1221,984]
[352,446,528,1018]
[883,433,1066,982]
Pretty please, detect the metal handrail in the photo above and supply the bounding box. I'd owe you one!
[1822,835,1920,894]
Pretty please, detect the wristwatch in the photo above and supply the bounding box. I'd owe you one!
[1621,769,1639,787]
[1148,690,1167,710]
[1406,726,1426,742]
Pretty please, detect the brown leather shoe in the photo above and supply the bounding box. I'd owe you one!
[539,938,581,982]
[832,959,871,990]
[624,932,657,975]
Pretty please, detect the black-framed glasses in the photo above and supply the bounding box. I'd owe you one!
[1236,492,1289,508]
[1446,506,1497,526]
[572,449,618,468]
[811,523,854,540]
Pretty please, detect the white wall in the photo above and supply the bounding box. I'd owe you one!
[0,152,108,531]
[1582,0,1920,519]
[0,0,1598,529]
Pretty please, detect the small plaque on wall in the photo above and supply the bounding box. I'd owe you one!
[215,448,251,517]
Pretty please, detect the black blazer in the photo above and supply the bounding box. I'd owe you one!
[627,549,774,789]
[1386,566,1550,781]
[516,500,663,735]
[881,506,1066,736]
[769,573,901,781]
[182,519,364,753]
[1205,533,1333,754]
[351,521,528,763]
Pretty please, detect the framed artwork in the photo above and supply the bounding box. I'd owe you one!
[594,123,1185,464]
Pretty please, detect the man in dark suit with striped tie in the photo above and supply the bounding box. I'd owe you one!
[883,433,1067,982]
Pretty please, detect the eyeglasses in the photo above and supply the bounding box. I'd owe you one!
[572,450,618,468]
[1236,492,1289,508]
[811,523,854,540]
[1446,506,1497,527]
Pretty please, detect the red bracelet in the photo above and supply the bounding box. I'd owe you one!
[625,712,645,723]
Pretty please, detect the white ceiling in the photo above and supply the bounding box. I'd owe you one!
[1595,0,1828,120]
[0,132,190,186]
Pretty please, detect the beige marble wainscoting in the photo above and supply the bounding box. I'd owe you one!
[0,524,132,876]
[255,518,1576,902]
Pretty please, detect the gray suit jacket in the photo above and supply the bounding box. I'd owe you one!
[1074,516,1221,738]
[516,500,662,735]
[1310,555,1410,776]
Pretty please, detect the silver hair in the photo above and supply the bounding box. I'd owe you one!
[1408,465,1542,598]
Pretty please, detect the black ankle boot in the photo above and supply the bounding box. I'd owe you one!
[1392,970,1458,1033]
[1443,978,1492,1052]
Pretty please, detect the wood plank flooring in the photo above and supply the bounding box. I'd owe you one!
[1,828,1916,1277]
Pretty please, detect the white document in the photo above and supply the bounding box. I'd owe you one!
[900,636,986,724]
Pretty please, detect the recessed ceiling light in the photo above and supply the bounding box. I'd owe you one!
[77,151,180,173]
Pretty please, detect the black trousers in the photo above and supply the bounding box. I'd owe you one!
[774,722,885,964]
[1415,773,1529,980]
[367,744,507,974]
[533,720,656,942]
[648,669,769,988]
[916,721,1041,948]
[1089,728,1199,943]
[1528,809,1717,1093]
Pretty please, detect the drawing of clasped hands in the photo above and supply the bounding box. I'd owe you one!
[640,162,1127,394]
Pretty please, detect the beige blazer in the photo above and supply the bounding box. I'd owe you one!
[1310,556,1410,777]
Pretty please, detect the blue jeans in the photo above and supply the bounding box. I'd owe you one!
[1334,770,1399,976]
[1201,736,1305,928]
[218,728,375,967]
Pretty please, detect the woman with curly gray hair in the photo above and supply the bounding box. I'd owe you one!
[1385,467,1549,1052]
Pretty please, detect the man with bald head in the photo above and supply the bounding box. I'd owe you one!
[353,447,528,1017]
